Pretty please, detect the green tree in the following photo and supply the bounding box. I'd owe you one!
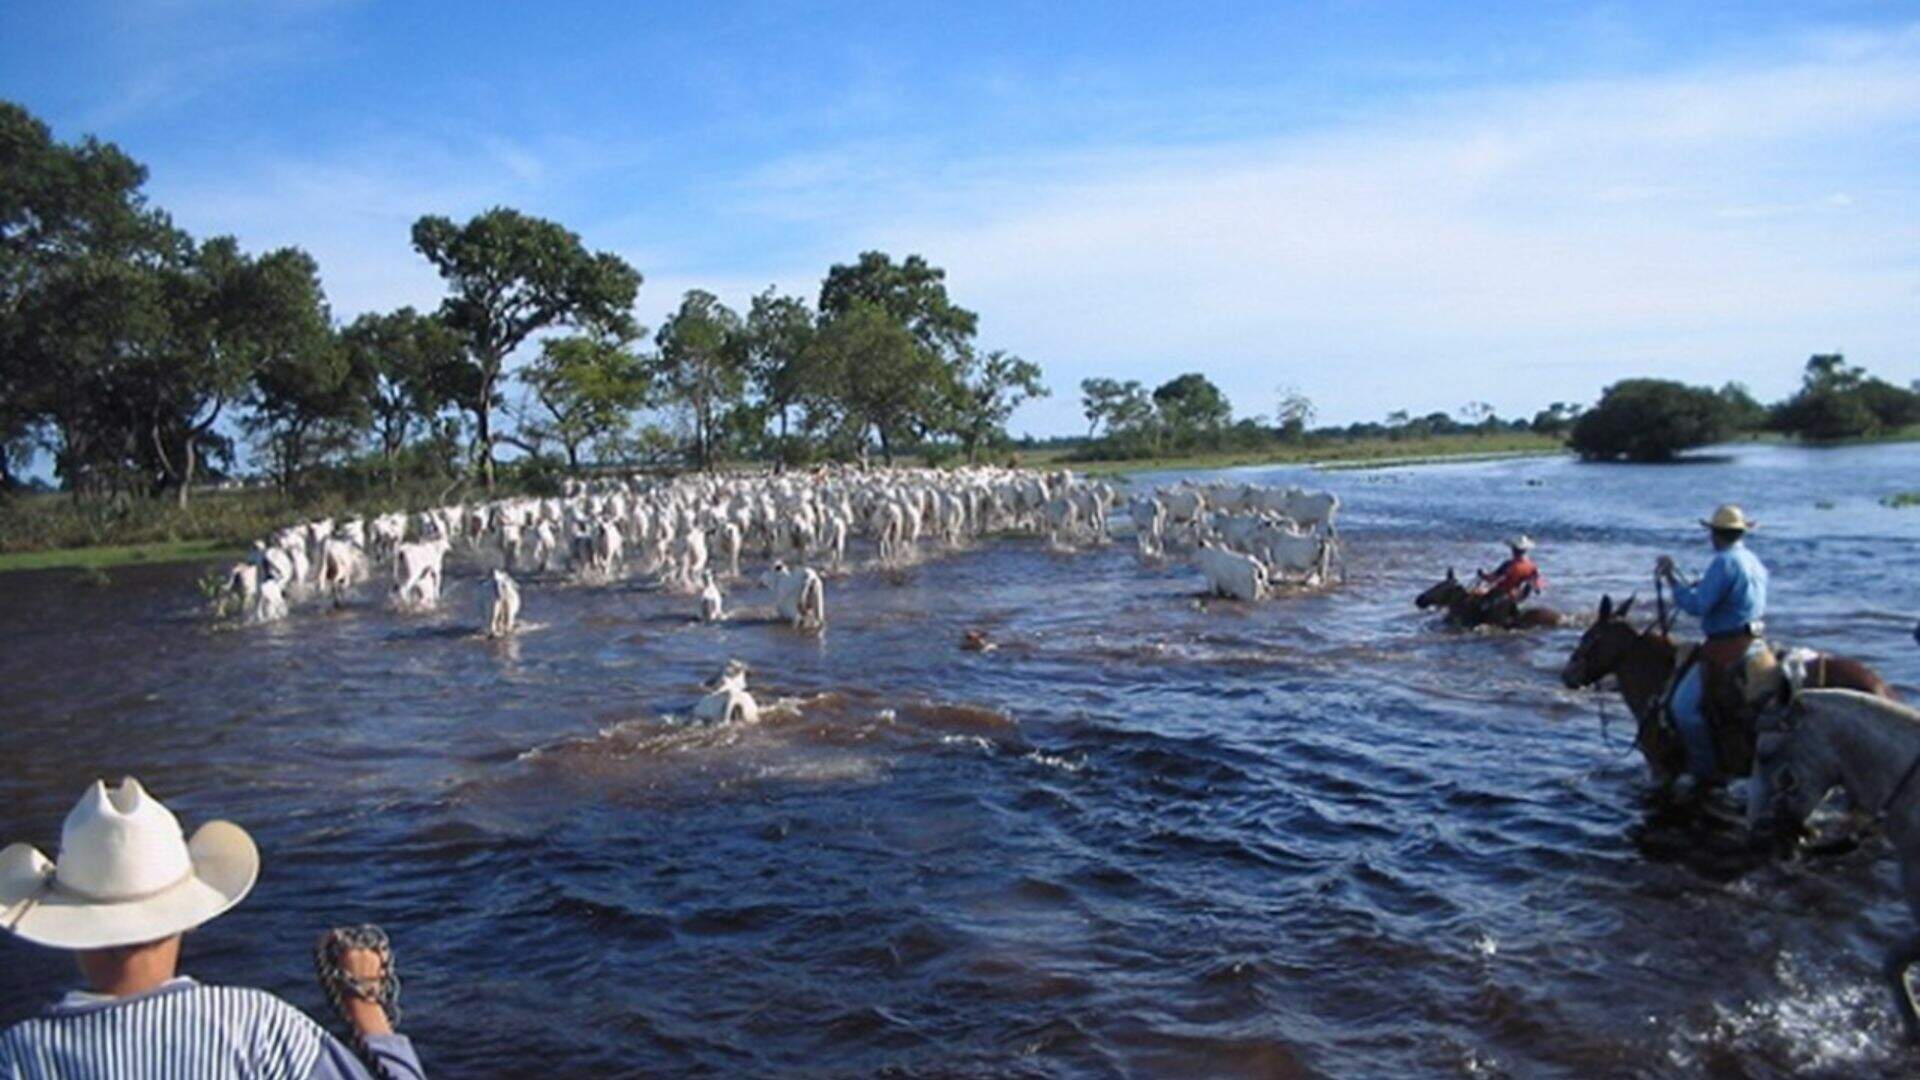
[818,251,977,364]
[1152,373,1232,448]
[653,289,745,470]
[739,288,816,462]
[0,99,175,494]
[954,350,1047,463]
[1771,354,1920,441]
[1079,377,1139,438]
[808,300,944,464]
[520,329,652,470]
[1530,401,1583,436]
[340,307,468,486]
[1569,379,1731,461]
[1274,386,1315,443]
[411,207,641,488]
[241,249,355,489]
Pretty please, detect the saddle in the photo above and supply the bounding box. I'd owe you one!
[1662,633,1779,778]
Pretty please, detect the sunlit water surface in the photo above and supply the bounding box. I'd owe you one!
[2,443,1917,1078]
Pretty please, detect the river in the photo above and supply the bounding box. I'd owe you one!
[2,442,1916,1077]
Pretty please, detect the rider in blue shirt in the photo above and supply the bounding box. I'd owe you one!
[1656,504,1767,788]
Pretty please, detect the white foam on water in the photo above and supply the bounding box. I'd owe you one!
[1665,951,1901,1074]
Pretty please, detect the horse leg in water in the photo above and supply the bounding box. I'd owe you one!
[1887,934,1920,1041]
[1891,860,1920,1040]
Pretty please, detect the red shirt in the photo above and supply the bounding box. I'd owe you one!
[1486,556,1542,598]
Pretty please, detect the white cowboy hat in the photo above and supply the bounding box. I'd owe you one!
[0,778,257,950]
[1506,534,1535,552]
[1700,504,1756,532]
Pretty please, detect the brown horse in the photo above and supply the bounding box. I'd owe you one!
[1415,568,1566,630]
[1559,593,1899,787]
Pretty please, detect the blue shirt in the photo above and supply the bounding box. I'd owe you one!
[1673,540,1767,637]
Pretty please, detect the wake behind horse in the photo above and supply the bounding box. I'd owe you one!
[1415,568,1565,631]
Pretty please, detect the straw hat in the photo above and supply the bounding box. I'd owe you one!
[1506,534,1535,552]
[0,778,257,950]
[1700,504,1756,532]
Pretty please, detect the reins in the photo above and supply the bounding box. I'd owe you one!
[1878,752,1920,822]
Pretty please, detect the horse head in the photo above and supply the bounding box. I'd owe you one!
[1559,593,1638,689]
[1415,568,1464,610]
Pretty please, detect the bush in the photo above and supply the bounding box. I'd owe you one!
[1568,379,1731,462]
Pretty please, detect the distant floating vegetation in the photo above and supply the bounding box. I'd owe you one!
[1882,491,1920,508]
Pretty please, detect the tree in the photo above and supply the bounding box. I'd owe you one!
[1274,386,1316,443]
[411,208,641,488]
[1080,378,1138,438]
[1152,373,1231,447]
[953,350,1047,463]
[1569,379,1731,461]
[1530,401,1583,436]
[520,329,651,470]
[818,251,977,365]
[1771,354,1920,442]
[1715,382,1768,433]
[1,99,175,494]
[653,289,745,470]
[340,307,467,486]
[808,300,944,464]
[739,288,816,462]
[241,249,355,490]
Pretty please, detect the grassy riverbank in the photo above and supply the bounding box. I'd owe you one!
[0,539,244,573]
[1027,431,1569,477]
[0,480,480,573]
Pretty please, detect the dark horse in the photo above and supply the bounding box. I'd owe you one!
[1415,568,1566,630]
[1559,593,1898,787]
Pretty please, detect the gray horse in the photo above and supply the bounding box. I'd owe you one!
[1752,688,1920,1040]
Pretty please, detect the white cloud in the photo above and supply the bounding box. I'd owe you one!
[137,21,1920,437]
[720,27,1920,432]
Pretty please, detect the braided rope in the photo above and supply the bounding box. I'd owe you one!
[313,924,401,1080]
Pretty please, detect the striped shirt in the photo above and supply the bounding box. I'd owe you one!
[0,979,425,1080]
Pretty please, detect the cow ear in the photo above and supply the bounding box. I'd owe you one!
[1599,594,1613,621]
[1618,594,1636,620]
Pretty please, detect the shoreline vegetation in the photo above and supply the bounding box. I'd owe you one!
[9,427,1919,574]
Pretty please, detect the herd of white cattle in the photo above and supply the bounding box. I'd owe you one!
[218,467,1343,637]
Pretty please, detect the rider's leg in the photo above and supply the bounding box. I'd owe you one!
[1671,664,1718,782]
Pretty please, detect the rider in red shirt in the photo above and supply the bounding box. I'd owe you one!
[1474,535,1542,606]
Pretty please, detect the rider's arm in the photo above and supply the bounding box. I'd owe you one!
[1671,554,1727,617]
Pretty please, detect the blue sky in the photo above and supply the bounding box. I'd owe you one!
[5,1,1918,436]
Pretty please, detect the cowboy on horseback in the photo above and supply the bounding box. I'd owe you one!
[1656,504,1769,793]
[1469,535,1542,623]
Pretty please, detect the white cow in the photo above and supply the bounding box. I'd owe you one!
[317,538,368,606]
[591,519,624,579]
[693,660,760,723]
[480,569,521,637]
[392,539,449,609]
[252,576,289,623]
[697,570,726,623]
[1196,540,1268,601]
[760,561,826,631]
[1129,496,1166,557]
[224,562,259,613]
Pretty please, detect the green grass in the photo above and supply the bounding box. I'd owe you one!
[1883,491,1920,509]
[0,539,243,573]
[1019,431,1568,477]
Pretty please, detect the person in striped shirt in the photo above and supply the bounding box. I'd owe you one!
[0,778,427,1079]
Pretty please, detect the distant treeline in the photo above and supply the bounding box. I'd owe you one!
[1067,356,1917,464]
[0,100,1045,504]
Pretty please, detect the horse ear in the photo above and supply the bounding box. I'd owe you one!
[1598,594,1613,621]
[1447,567,1456,581]
[1617,594,1636,619]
